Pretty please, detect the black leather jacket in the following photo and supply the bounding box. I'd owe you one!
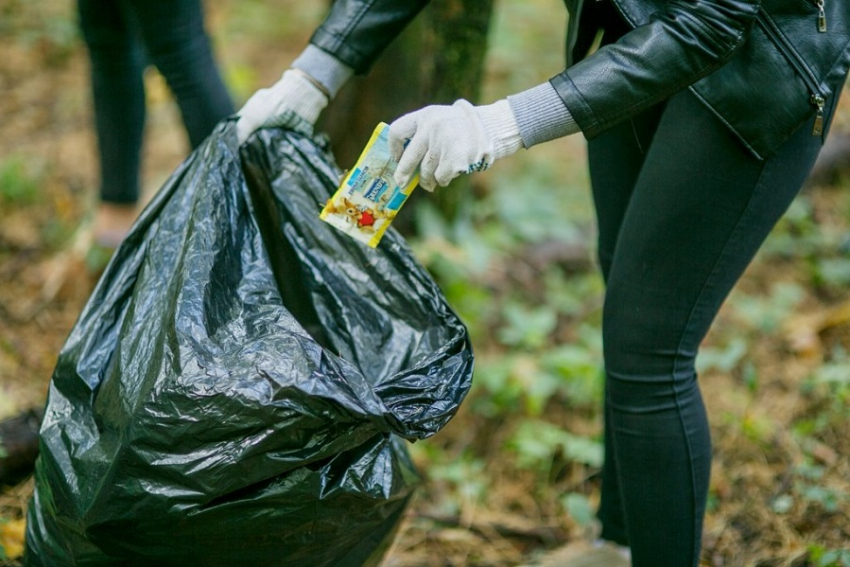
[309,0,850,158]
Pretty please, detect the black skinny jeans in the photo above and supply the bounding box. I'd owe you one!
[589,89,833,566]
[78,0,234,205]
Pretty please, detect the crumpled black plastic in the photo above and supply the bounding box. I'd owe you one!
[24,122,474,567]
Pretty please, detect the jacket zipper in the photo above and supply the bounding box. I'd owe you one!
[757,10,826,135]
[816,0,827,32]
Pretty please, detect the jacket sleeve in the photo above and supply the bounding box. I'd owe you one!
[553,0,762,139]
[309,0,431,74]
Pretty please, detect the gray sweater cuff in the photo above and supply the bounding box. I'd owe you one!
[292,45,355,99]
[507,82,580,148]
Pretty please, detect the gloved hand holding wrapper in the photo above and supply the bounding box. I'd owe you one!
[321,122,418,248]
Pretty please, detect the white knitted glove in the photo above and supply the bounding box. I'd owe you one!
[236,69,329,144]
[388,99,524,191]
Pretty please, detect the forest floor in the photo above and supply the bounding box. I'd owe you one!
[1,1,849,566]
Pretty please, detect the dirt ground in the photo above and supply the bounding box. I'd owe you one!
[1,1,849,566]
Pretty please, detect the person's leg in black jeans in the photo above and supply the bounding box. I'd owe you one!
[78,0,146,207]
[127,0,234,149]
[590,100,666,552]
[587,90,827,567]
[78,0,233,245]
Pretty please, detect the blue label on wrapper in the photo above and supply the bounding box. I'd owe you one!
[320,123,419,248]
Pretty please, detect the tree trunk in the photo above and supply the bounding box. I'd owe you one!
[319,0,495,234]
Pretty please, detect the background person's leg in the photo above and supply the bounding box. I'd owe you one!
[590,90,825,567]
[78,0,147,247]
[78,0,145,206]
[129,0,234,149]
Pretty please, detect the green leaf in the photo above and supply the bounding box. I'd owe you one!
[426,456,489,515]
[507,420,603,469]
[539,345,603,406]
[497,302,557,349]
[771,494,794,514]
[728,282,804,332]
[813,361,850,387]
[0,155,43,206]
[696,337,747,374]
[490,162,586,244]
[470,356,526,415]
[797,483,841,512]
[814,258,850,287]
[808,547,850,567]
[543,270,604,318]
[561,492,595,527]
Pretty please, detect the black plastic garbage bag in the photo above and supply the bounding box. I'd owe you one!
[25,122,474,567]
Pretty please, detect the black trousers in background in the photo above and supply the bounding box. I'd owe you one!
[588,89,833,567]
[78,0,234,205]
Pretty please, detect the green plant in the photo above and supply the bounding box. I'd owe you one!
[812,358,850,393]
[808,545,850,567]
[470,355,531,416]
[489,167,587,244]
[812,257,850,288]
[759,195,826,259]
[727,281,804,333]
[696,337,747,374]
[507,420,603,471]
[471,339,602,418]
[24,15,79,64]
[497,301,558,349]
[0,156,42,206]
[780,463,849,514]
[542,269,604,319]
[422,453,489,518]
[538,343,603,407]
[799,352,850,425]
[560,492,595,527]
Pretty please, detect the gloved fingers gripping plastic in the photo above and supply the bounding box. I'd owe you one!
[235,70,330,145]
[24,120,473,567]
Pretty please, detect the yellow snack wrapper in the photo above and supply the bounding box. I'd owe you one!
[320,122,418,248]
